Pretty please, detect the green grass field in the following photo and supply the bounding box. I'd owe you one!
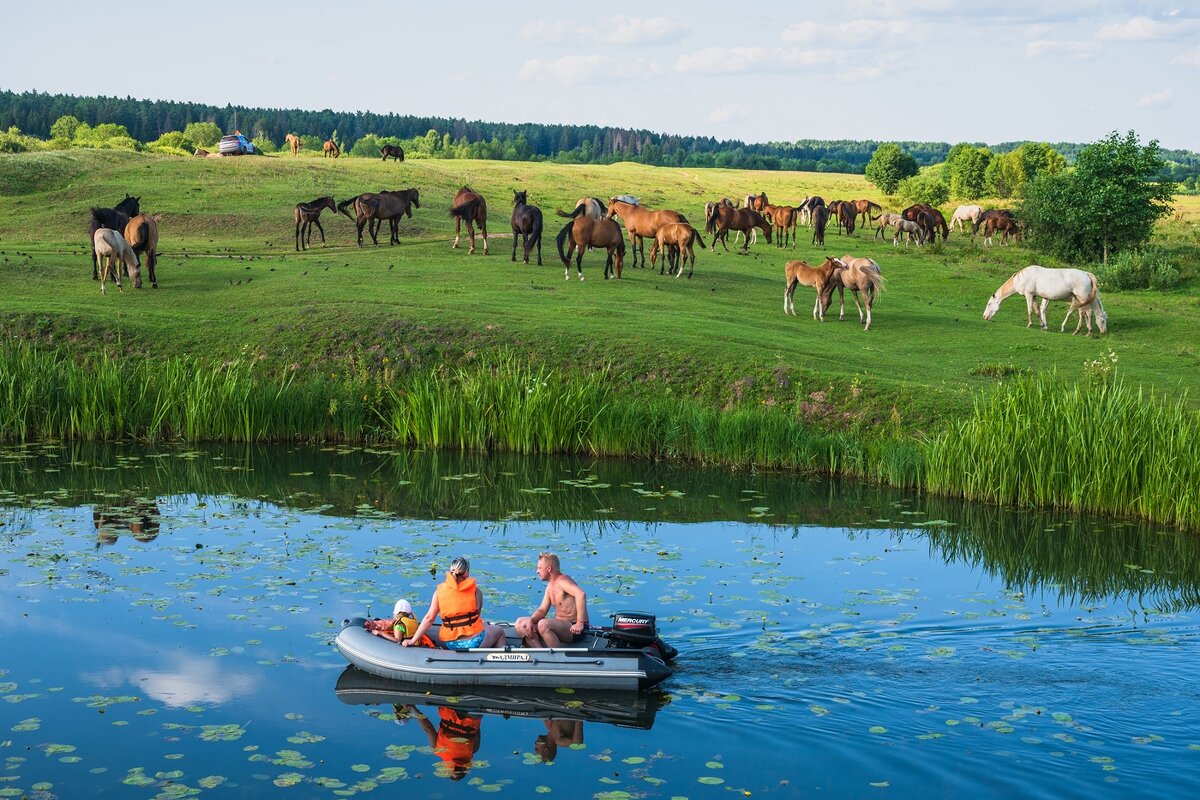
[1,148,1198,436]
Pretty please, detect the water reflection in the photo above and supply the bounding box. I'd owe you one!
[93,499,161,547]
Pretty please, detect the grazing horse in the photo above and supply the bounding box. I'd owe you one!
[93,228,140,295]
[450,187,489,254]
[783,256,844,319]
[854,199,882,228]
[983,216,1021,246]
[950,204,982,232]
[338,189,420,246]
[124,213,159,288]
[823,255,885,330]
[874,212,904,240]
[762,203,799,248]
[836,202,857,236]
[380,145,405,162]
[510,190,544,265]
[984,265,1107,335]
[902,204,948,242]
[89,195,140,280]
[893,219,926,246]
[706,205,771,253]
[811,205,829,247]
[294,196,337,251]
[972,208,1014,236]
[649,222,705,278]
[323,139,340,158]
[799,196,824,227]
[285,133,301,155]
[556,217,625,280]
[555,197,607,220]
[607,197,687,268]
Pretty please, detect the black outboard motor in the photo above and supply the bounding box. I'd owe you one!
[607,611,678,661]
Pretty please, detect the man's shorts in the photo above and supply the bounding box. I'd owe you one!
[444,630,486,650]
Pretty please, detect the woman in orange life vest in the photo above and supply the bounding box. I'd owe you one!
[398,704,482,781]
[403,557,505,650]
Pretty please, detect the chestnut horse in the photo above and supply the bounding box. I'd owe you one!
[294,196,337,251]
[285,133,301,155]
[784,256,843,319]
[556,217,625,280]
[511,190,544,265]
[762,203,799,248]
[706,205,771,253]
[854,199,882,228]
[124,213,160,287]
[607,197,688,268]
[450,187,489,254]
[983,216,1021,246]
[649,222,705,278]
[323,139,340,158]
[823,255,885,330]
[972,208,1014,236]
[902,204,948,241]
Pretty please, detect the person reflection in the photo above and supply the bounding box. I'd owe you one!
[534,718,583,764]
[93,501,161,547]
[396,703,482,781]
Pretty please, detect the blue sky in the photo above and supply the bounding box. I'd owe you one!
[5,1,1195,150]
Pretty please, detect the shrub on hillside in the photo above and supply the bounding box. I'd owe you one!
[252,134,278,154]
[1096,248,1182,291]
[897,173,950,206]
[147,131,195,155]
[0,126,43,153]
[183,122,223,149]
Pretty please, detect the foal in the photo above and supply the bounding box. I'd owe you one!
[294,196,337,251]
[93,228,140,295]
[783,256,843,319]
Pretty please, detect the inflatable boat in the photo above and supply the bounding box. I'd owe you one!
[334,666,664,729]
[335,611,676,691]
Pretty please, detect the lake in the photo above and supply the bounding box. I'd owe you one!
[1,442,1198,799]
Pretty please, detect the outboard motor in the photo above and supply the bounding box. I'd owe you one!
[608,611,678,661]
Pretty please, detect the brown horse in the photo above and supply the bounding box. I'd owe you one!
[811,205,829,247]
[294,196,337,251]
[338,189,420,246]
[649,222,705,278]
[751,192,769,213]
[511,190,544,265]
[606,197,688,268]
[902,204,948,241]
[983,215,1021,246]
[124,213,160,287]
[762,204,799,248]
[450,187,489,255]
[836,202,857,235]
[323,139,340,158]
[380,145,405,162]
[853,199,882,228]
[285,134,301,155]
[706,205,771,253]
[972,208,1015,236]
[784,256,843,318]
[556,217,625,280]
[89,195,140,280]
[823,255,885,330]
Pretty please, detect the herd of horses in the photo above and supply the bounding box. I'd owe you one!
[83,182,1106,336]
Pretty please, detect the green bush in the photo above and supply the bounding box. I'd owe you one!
[183,122,223,149]
[1097,248,1182,291]
[0,126,40,153]
[147,131,195,155]
[252,134,277,154]
[897,173,950,206]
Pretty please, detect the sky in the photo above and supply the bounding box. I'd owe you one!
[3,0,1196,151]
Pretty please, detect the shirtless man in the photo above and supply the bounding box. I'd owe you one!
[514,552,588,647]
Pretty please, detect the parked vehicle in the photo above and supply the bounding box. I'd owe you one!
[218,134,257,155]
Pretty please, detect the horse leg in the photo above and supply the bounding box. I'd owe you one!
[1038,298,1049,330]
[863,293,873,330]
[480,218,489,255]
[535,229,543,266]
[784,278,796,315]
[511,227,519,262]
[148,249,158,288]
[314,218,327,246]
[453,218,461,249]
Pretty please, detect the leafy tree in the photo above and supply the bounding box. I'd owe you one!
[946,145,992,200]
[897,172,950,206]
[1019,130,1173,263]
[252,134,278,154]
[184,122,222,148]
[865,143,919,194]
[50,115,82,142]
[147,131,194,154]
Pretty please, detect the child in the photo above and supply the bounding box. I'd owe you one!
[365,599,432,646]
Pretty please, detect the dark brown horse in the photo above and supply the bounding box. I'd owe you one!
[811,205,829,247]
[450,187,489,255]
[89,195,140,279]
[982,215,1021,246]
[294,196,337,251]
[836,202,857,235]
[706,205,771,253]
[972,208,1015,236]
[338,189,420,246]
[556,217,625,280]
[380,145,405,162]
[902,204,949,241]
[511,190,544,265]
[124,213,160,288]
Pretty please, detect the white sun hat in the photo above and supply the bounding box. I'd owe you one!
[393,599,413,616]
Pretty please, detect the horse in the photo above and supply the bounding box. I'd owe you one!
[124,213,160,288]
[983,216,1021,246]
[751,192,768,213]
[799,196,824,227]
[902,204,948,242]
[649,222,705,278]
[89,195,140,280]
[972,208,1014,236]
[510,190,544,265]
[836,202,857,236]
[93,228,140,294]
[983,265,1107,335]
[706,204,771,253]
[950,204,982,232]
[556,217,625,280]
[762,203,799,248]
[323,139,340,158]
[294,196,337,251]
[823,255,885,330]
[450,187,489,255]
[380,145,405,162]
[607,197,688,268]
[555,197,607,220]
[854,199,882,228]
[338,189,420,246]
[811,205,829,247]
[893,219,926,246]
[784,256,843,318]
[874,212,904,240]
[285,133,301,155]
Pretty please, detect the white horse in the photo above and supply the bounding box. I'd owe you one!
[892,219,925,247]
[93,228,140,295]
[950,204,982,232]
[983,265,1107,335]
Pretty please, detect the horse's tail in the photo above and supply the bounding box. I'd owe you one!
[866,267,885,300]
[337,196,359,219]
[450,197,483,222]
[127,219,151,255]
[1081,272,1100,308]
[705,203,721,232]
[690,225,706,249]
[556,202,585,219]
[556,220,575,266]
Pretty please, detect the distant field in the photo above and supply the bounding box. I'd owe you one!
[1,149,1198,434]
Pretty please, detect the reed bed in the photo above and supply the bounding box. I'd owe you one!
[925,373,1200,528]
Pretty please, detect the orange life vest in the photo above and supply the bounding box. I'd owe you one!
[436,573,483,642]
[436,708,481,768]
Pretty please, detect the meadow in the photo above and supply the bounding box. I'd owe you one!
[1,149,1198,524]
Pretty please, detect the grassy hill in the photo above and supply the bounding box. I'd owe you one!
[1,148,1198,438]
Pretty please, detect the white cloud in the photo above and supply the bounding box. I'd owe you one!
[518,56,660,86]
[781,19,919,46]
[599,16,688,45]
[675,46,842,75]
[1138,89,1174,107]
[1174,48,1200,67]
[520,21,572,42]
[85,656,261,708]
[1097,15,1175,40]
[1025,39,1100,59]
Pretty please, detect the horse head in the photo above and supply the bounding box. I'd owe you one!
[513,190,528,207]
[982,293,1002,320]
[410,188,420,209]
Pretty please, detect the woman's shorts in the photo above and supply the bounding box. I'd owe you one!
[444,630,486,650]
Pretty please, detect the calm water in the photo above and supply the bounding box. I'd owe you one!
[2,443,1199,799]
